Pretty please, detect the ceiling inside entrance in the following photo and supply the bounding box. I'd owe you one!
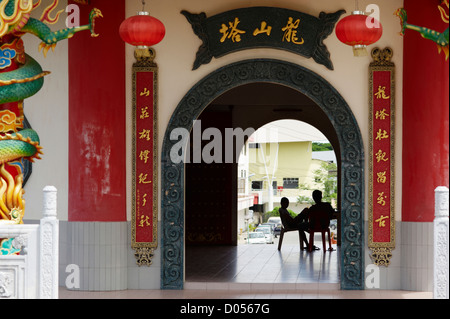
[205,82,340,156]
[213,82,317,106]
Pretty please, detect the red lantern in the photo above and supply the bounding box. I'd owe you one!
[119,12,165,47]
[335,11,382,56]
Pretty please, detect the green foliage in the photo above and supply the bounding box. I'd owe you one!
[297,195,314,205]
[297,161,337,207]
[312,142,333,152]
[266,206,297,219]
[314,162,337,204]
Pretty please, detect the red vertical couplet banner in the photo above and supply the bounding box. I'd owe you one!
[132,55,158,266]
[369,48,395,266]
[372,70,392,243]
[135,71,155,242]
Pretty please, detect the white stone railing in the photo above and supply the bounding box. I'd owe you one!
[434,186,449,299]
[0,186,58,299]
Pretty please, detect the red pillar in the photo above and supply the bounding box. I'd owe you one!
[68,0,126,221]
[402,0,449,221]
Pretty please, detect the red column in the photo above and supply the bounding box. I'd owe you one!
[402,0,449,221]
[68,0,126,221]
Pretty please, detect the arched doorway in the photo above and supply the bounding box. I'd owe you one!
[161,59,364,290]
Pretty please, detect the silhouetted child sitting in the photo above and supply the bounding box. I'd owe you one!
[278,197,312,250]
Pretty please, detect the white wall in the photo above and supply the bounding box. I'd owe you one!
[22,0,69,221]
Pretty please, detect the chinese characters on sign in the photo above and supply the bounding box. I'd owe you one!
[371,71,392,241]
[253,21,272,36]
[281,17,304,44]
[132,64,158,266]
[219,16,305,45]
[369,48,395,266]
[181,7,345,70]
[220,17,246,42]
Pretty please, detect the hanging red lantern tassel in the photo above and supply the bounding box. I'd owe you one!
[119,12,166,47]
[336,11,383,57]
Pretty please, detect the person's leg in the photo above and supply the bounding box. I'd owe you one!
[300,230,309,249]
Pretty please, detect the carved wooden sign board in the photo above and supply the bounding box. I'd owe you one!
[181,7,345,70]
[131,52,159,267]
[369,48,396,266]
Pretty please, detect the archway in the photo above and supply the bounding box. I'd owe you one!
[161,59,365,290]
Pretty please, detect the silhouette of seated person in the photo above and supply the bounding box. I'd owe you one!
[308,190,335,251]
[278,197,309,249]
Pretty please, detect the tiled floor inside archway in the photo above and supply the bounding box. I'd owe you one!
[185,232,340,290]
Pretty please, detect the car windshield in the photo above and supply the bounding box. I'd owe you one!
[249,232,265,238]
[256,227,270,234]
[267,218,281,224]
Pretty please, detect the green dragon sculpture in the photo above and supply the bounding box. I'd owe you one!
[395,0,449,60]
[0,0,101,254]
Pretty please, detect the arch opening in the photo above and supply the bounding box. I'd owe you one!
[161,59,364,290]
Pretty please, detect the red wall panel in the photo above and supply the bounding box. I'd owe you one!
[402,0,449,221]
[68,0,126,221]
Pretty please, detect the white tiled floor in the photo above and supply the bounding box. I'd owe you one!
[59,234,433,299]
[59,287,432,299]
[185,237,340,289]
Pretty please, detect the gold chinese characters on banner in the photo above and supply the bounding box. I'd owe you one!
[131,48,158,266]
[369,47,395,266]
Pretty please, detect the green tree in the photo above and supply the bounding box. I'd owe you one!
[312,142,333,152]
[297,195,314,205]
[313,162,337,205]
[265,206,297,220]
[297,161,337,207]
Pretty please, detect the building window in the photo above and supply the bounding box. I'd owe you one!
[252,181,263,190]
[283,178,299,189]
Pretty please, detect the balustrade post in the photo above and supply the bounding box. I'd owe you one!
[434,186,449,299]
[39,186,59,299]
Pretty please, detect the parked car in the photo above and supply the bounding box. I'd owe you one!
[261,222,281,238]
[260,223,275,232]
[267,217,281,225]
[255,225,274,244]
[248,231,266,244]
[266,217,282,237]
